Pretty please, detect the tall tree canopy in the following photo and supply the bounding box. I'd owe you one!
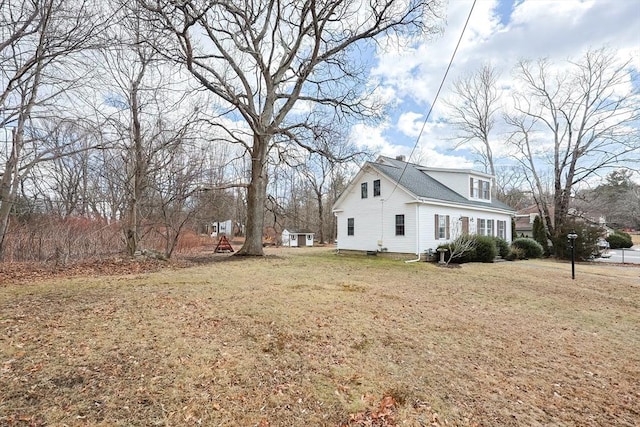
[141,0,444,255]
[505,48,639,249]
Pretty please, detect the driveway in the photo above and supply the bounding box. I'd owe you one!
[593,245,640,264]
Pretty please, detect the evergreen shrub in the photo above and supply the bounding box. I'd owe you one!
[492,237,510,258]
[475,235,498,263]
[511,237,544,259]
[607,231,633,249]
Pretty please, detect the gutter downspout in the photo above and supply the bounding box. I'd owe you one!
[405,203,421,263]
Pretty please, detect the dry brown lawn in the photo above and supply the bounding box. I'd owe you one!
[1,248,639,426]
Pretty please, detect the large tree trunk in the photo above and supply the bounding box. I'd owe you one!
[236,135,269,256]
[124,69,145,257]
[0,128,18,259]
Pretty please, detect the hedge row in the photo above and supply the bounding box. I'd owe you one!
[435,235,539,264]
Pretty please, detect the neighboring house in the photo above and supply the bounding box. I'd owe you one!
[282,229,314,247]
[515,205,614,238]
[514,205,548,238]
[207,220,234,237]
[332,156,515,256]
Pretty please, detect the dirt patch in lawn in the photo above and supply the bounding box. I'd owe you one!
[1,249,639,426]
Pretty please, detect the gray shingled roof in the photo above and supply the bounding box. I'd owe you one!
[369,156,514,212]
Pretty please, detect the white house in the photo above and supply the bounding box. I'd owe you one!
[332,156,515,256]
[282,229,314,247]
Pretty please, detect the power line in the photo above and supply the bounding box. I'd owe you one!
[388,0,477,199]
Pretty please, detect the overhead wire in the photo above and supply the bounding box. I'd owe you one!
[386,0,477,200]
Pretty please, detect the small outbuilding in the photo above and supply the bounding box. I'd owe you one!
[281,229,314,247]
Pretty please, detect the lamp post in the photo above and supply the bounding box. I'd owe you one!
[567,231,578,280]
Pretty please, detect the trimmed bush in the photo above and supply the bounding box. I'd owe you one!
[492,236,510,258]
[475,235,498,263]
[437,234,498,264]
[511,237,544,259]
[607,232,633,249]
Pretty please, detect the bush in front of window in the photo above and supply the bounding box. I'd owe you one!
[492,236,510,258]
[511,238,544,259]
[436,234,500,264]
[474,235,498,263]
[436,239,475,264]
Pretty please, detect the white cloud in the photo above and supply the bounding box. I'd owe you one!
[396,112,424,137]
[355,0,640,172]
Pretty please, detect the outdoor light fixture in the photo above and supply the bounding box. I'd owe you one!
[567,231,578,280]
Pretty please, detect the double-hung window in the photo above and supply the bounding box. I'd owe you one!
[487,219,494,236]
[395,214,405,236]
[347,218,354,236]
[478,219,486,236]
[435,214,449,239]
[497,220,506,239]
[361,182,368,198]
[373,179,381,197]
[482,181,490,199]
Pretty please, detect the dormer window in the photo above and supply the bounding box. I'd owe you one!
[470,177,490,200]
[482,180,490,199]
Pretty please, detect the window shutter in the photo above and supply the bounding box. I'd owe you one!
[470,178,473,197]
[434,214,439,239]
[445,215,450,239]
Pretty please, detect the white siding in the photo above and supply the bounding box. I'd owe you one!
[418,205,513,252]
[335,168,416,253]
[334,165,513,255]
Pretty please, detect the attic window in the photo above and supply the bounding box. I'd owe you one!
[373,179,381,197]
[361,182,368,198]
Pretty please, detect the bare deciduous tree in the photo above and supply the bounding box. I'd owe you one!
[141,0,444,255]
[0,0,106,258]
[93,2,207,256]
[506,48,640,250]
[445,64,500,178]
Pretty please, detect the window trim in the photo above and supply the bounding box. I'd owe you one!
[497,220,506,239]
[478,218,486,236]
[395,214,405,236]
[373,179,381,197]
[482,180,490,200]
[347,218,354,236]
[435,214,450,240]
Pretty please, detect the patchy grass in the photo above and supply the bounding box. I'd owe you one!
[1,248,639,426]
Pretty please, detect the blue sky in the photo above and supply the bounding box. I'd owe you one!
[354,0,640,170]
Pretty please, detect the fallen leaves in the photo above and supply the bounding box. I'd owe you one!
[344,395,398,426]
